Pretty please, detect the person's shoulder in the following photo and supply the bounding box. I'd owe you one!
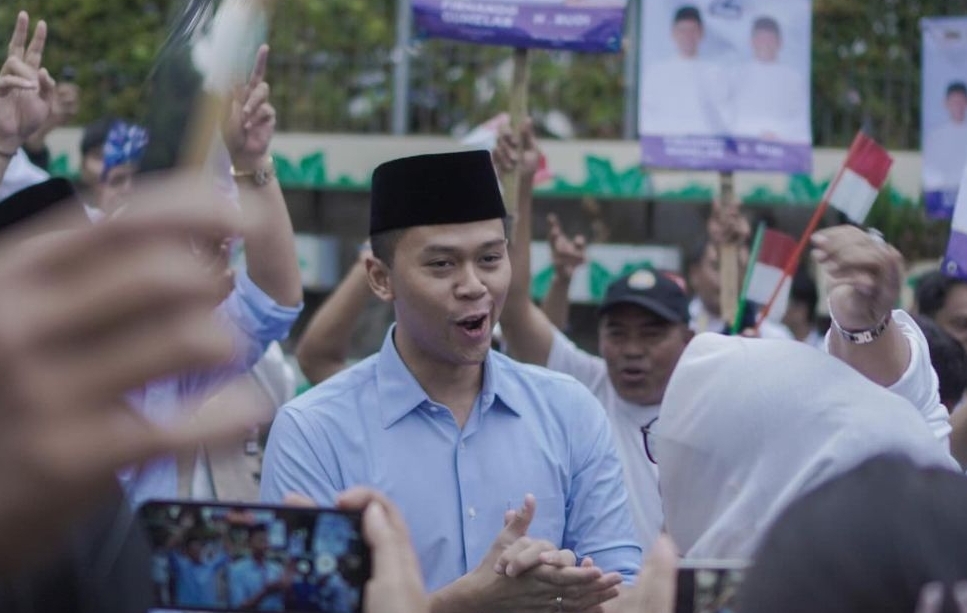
[283,354,379,418]
[491,351,605,414]
[492,349,589,387]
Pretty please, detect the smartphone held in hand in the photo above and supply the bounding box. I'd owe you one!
[138,500,370,613]
[675,559,747,613]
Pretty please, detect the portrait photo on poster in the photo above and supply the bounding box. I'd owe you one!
[921,16,967,220]
[638,0,813,172]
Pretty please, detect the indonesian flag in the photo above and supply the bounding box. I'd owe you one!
[826,132,893,223]
[942,162,967,279]
[745,228,798,320]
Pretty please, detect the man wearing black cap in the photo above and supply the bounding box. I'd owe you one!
[261,149,641,610]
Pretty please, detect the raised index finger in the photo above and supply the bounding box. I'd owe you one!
[247,44,269,92]
[6,11,29,61]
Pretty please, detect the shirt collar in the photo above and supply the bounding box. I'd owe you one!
[376,325,523,428]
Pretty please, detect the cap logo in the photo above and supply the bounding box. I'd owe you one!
[627,270,656,290]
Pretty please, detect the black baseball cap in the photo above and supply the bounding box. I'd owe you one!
[599,268,690,324]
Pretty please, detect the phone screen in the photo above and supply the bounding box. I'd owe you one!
[138,500,370,613]
[675,560,747,613]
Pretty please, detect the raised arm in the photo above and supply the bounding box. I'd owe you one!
[296,247,373,385]
[494,120,557,365]
[813,226,909,386]
[0,12,54,183]
[222,45,302,309]
[540,213,586,331]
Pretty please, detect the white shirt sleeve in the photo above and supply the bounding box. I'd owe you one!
[547,329,610,396]
[825,309,951,443]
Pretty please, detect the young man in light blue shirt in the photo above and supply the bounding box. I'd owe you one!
[228,525,287,611]
[261,150,641,613]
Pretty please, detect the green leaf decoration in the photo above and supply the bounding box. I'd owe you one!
[585,156,620,195]
[274,154,300,186]
[657,184,715,201]
[531,265,556,301]
[297,153,327,187]
[49,154,72,178]
[588,261,613,301]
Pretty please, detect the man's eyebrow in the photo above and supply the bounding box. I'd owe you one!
[421,239,507,254]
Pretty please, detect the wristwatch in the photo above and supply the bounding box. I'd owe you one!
[230,156,276,187]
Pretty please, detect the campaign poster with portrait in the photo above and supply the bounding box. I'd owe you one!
[412,0,629,53]
[639,0,813,172]
[921,17,967,220]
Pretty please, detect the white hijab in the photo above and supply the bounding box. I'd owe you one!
[657,333,959,559]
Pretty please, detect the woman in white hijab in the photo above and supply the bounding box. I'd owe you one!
[655,332,960,560]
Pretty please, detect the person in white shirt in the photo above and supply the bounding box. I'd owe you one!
[496,124,951,555]
[730,16,810,143]
[923,82,967,195]
[639,5,730,136]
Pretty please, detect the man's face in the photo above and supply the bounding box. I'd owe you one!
[946,91,967,124]
[689,243,722,317]
[382,219,511,367]
[933,284,967,353]
[752,29,780,62]
[250,531,269,557]
[598,304,692,406]
[186,540,204,563]
[672,18,703,58]
[689,243,750,320]
[80,149,103,188]
[93,162,138,216]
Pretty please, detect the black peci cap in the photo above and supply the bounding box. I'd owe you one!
[369,150,506,236]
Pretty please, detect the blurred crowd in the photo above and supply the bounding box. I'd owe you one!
[2,9,967,613]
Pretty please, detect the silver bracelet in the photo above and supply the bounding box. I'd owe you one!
[828,299,892,345]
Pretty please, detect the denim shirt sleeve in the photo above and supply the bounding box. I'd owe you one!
[180,268,303,400]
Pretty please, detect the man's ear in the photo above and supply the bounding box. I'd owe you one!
[365,255,394,303]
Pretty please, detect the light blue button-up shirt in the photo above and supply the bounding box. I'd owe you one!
[228,557,285,611]
[260,327,641,591]
[122,269,302,508]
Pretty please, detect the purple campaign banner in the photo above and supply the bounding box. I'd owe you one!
[925,189,957,220]
[943,230,967,281]
[412,1,627,53]
[641,136,812,173]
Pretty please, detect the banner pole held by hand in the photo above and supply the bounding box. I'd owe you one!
[500,48,530,227]
[718,171,740,328]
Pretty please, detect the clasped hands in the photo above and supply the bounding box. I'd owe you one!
[467,494,622,613]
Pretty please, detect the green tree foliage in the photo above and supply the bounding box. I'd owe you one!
[1,0,964,145]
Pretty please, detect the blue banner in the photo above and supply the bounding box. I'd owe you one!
[412,0,628,53]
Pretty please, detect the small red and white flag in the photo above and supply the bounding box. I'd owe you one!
[826,132,894,223]
[745,228,799,320]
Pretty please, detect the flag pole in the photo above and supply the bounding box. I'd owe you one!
[753,166,845,329]
[501,47,530,233]
[732,222,766,334]
[718,170,741,328]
